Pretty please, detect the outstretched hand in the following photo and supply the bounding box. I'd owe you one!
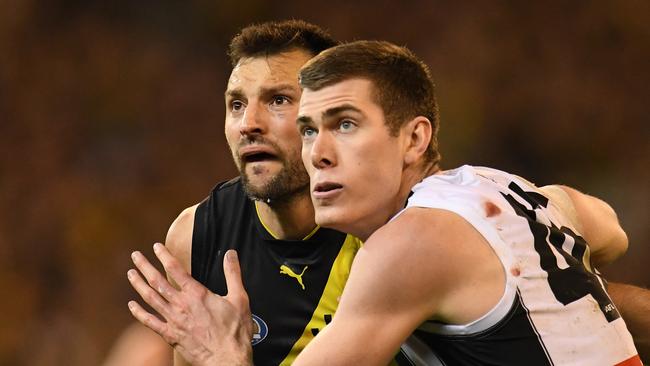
[127,243,253,366]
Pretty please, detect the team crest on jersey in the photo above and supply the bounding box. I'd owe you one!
[251,314,268,346]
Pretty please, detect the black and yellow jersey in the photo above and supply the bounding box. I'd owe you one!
[192,177,361,365]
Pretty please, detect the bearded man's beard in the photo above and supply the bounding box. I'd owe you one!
[240,158,310,204]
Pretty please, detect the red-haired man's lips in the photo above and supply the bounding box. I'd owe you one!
[313,181,343,199]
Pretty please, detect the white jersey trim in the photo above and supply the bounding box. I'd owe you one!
[418,280,517,335]
[400,335,445,366]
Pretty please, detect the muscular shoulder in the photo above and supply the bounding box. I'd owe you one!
[358,207,503,321]
[374,207,483,263]
[165,204,198,273]
[310,208,504,364]
[349,210,474,307]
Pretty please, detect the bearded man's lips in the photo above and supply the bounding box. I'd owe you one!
[239,145,279,164]
[243,152,277,163]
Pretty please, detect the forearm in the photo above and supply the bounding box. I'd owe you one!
[293,319,404,366]
[174,351,190,366]
[539,185,628,266]
[174,350,250,366]
[563,186,627,262]
[608,282,650,360]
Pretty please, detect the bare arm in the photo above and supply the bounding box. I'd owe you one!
[608,282,650,361]
[539,185,628,267]
[164,205,197,366]
[102,322,172,366]
[294,208,502,365]
[165,205,197,279]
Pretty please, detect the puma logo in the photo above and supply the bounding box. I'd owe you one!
[280,264,308,290]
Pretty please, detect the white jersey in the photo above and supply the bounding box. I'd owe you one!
[395,165,640,366]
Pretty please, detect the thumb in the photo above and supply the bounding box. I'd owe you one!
[223,250,249,310]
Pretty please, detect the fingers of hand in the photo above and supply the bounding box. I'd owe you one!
[128,301,177,345]
[127,268,173,319]
[223,250,250,310]
[153,243,194,291]
[131,250,178,302]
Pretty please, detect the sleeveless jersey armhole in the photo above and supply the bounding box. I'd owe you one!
[191,197,210,283]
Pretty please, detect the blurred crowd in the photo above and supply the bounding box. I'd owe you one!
[0,1,647,365]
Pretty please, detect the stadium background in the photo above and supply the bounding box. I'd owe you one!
[0,1,648,364]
